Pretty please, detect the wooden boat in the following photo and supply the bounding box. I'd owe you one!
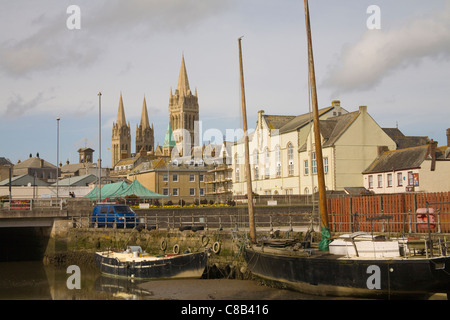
[95,246,208,280]
[244,233,450,299]
[240,0,450,299]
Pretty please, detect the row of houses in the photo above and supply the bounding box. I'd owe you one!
[2,100,449,201]
[231,100,450,197]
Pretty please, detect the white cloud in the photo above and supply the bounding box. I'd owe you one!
[323,1,450,93]
[0,1,234,77]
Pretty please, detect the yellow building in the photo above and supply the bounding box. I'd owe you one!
[128,158,213,204]
[232,100,345,196]
[299,105,397,194]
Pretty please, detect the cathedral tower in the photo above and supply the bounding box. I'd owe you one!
[136,96,154,154]
[112,93,131,166]
[168,56,199,154]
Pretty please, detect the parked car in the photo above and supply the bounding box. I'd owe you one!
[91,203,139,228]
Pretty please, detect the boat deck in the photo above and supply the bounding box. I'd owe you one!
[97,251,180,263]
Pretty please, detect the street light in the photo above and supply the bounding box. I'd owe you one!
[56,117,60,200]
[98,92,102,202]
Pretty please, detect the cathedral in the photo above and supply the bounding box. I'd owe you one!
[111,56,199,167]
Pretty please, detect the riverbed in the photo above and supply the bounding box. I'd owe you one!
[0,261,446,300]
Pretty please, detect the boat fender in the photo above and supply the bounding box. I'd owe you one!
[173,244,180,254]
[212,241,221,254]
[160,239,167,251]
[201,235,209,247]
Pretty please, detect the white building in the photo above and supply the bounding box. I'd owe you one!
[363,138,450,193]
[231,100,346,196]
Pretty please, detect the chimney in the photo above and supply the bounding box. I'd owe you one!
[359,106,367,113]
[377,146,389,156]
[258,110,264,129]
[40,159,44,168]
[447,128,450,147]
[331,100,340,107]
[429,139,437,171]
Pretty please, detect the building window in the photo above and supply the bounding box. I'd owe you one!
[304,187,309,194]
[377,174,383,188]
[312,152,317,174]
[189,188,195,196]
[253,150,259,179]
[235,168,240,182]
[275,145,281,177]
[288,143,294,176]
[387,173,392,187]
[324,157,328,174]
[199,188,205,196]
[189,174,195,182]
[163,174,168,182]
[172,174,178,182]
[397,172,403,186]
[408,171,414,186]
[304,160,309,175]
[368,175,373,189]
[199,174,204,182]
[172,188,179,196]
[265,148,270,179]
[162,188,169,196]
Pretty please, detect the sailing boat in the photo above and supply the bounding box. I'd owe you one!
[241,0,450,299]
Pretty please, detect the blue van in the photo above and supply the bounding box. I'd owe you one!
[91,204,138,228]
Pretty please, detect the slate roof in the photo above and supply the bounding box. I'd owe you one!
[382,128,429,149]
[0,157,12,166]
[14,156,56,169]
[362,145,434,174]
[267,106,334,134]
[0,174,49,186]
[51,174,97,187]
[299,111,360,151]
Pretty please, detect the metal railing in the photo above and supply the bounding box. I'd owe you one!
[329,210,450,234]
[0,198,64,211]
[69,211,313,232]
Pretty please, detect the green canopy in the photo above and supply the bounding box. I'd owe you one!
[84,180,168,200]
[122,180,169,199]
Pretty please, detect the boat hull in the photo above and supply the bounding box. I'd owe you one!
[243,246,450,299]
[95,251,208,280]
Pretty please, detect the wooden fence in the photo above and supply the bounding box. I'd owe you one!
[327,192,450,234]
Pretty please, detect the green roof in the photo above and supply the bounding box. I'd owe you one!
[84,180,168,200]
[163,123,176,148]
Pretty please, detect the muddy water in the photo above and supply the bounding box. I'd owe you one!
[0,261,445,300]
[0,260,331,300]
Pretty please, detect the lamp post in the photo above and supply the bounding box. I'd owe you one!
[98,92,102,202]
[56,117,60,200]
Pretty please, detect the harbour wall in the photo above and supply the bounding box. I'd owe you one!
[44,220,306,279]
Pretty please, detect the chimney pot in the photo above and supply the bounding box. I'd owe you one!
[446,128,450,147]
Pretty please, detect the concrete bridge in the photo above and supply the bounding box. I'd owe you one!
[0,199,92,261]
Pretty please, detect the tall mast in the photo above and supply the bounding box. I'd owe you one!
[238,37,256,243]
[304,1,330,240]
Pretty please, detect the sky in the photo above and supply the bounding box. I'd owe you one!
[1,0,450,168]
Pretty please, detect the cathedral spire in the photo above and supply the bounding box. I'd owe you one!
[176,55,191,96]
[116,93,127,127]
[140,96,150,129]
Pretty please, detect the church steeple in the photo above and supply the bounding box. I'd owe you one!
[116,93,127,127]
[140,96,150,129]
[112,93,131,166]
[136,96,154,154]
[176,55,191,97]
[169,55,199,154]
